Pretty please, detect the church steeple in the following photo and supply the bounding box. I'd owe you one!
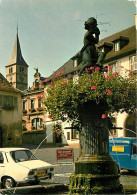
[6,31,28,67]
[6,30,29,91]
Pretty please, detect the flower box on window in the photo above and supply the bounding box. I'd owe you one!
[29,108,36,113]
[22,110,27,114]
[37,107,43,112]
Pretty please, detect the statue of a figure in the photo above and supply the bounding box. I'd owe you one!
[78,17,106,75]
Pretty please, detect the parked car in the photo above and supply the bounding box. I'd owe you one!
[109,137,137,172]
[0,148,54,189]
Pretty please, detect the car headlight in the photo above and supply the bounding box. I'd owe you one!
[28,169,35,175]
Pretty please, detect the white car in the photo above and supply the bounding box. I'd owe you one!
[0,148,54,189]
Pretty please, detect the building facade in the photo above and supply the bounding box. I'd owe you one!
[0,73,22,147]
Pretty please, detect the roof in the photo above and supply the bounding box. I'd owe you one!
[0,73,22,94]
[6,33,28,67]
[109,137,137,144]
[97,25,136,63]
[49,25,136,79]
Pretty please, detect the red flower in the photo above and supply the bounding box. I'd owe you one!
[91,86,97,89]
[90,66,94,70]
[105,76,111,79]
[123,91,127,94]
[107,89,111,96]
[62,81,67,84]
[95,67,100,72]
[50,86,53,89]
[56,130,59,134]
[37,95,42,99]
[45,78,49,82]
[112,72,119,76]
[126,86,130,89]
[102,114,106,119]
[40,82,44,86]
[109,65,112,69]
[48,114,52,119]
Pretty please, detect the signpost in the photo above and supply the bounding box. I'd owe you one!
[56,148,74,164]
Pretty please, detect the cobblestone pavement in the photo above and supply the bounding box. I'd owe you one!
[26,145,137,190]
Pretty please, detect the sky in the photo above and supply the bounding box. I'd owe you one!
[0,0,136,87]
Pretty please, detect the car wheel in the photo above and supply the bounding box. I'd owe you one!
[2,177,16,189]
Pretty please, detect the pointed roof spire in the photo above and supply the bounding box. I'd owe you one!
[6,29,28,67]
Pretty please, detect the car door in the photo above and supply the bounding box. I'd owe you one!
[0,152,6,177]
[131,142,137,171]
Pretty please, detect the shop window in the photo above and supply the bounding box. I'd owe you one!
[72,129,79,139]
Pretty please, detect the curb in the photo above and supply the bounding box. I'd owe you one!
[0,183,69,194]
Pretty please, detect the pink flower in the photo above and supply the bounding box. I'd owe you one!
[90,66,94,70]
[95,67,100,72]
[91,86,97,89]
[107,89,111,96]
[40,82,44,86]
[102,114,106,119]
[50,86,53,89]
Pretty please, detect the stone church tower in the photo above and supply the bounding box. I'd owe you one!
[6,31,29,91]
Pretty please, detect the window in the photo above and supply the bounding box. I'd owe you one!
[32,118,42,130]
[109,61,121,75]
[23,101,26,110]
[20,67,25,73]
[0,152,4,163]
[73,59,78,68]
[10,150,37,163]
[38,99,42,108]
[67,132,70,140]
[0,95,17,110]
[114,42,120,52]
[72,129,79,139]
[9,67,13,74]
[130,56,137,71]
[133,144,137,155]
[31,99,34,109]
[35,79,39,88]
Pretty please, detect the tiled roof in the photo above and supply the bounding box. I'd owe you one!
[49,25,136,79]
[0,73,22,94]
[6,33,28,67]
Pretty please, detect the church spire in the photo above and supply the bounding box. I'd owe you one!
[6,30,28,67]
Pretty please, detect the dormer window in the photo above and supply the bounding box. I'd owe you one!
[74,59,78,68]
[112,36,129,52]
[114,42,120,52]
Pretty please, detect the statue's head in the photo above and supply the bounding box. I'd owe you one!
[84,17,97,30]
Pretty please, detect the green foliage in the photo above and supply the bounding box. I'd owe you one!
[45,71,136,121]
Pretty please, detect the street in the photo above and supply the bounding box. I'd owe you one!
[29,145,137,190]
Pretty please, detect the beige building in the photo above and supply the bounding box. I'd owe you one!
[0,73,22,147]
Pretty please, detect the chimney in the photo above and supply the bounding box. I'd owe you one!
[135,14,137,30]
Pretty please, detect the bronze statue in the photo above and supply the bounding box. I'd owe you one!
[78,17,105,75]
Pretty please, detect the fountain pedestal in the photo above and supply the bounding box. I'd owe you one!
[69,101,122,194]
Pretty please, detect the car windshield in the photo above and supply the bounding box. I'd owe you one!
[10,150,37,163]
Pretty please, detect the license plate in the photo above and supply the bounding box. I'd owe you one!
[35,170,46,176]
